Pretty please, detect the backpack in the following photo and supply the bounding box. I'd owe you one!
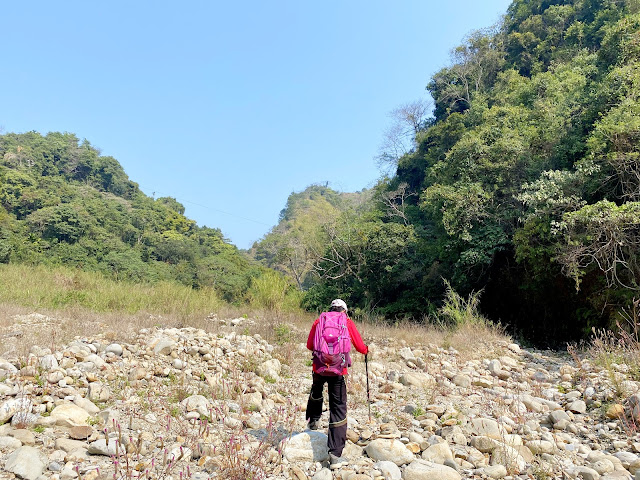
[312,311,351,376]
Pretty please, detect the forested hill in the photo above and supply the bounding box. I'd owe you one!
[254,0,640,345]
[0,131,258,300]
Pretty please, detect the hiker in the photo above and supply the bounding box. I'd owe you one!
[305,298,368,465]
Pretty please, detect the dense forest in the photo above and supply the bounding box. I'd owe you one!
[0,131,260,301]
[253,0,640,345]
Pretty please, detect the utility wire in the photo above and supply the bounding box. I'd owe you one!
[138,185,273,227]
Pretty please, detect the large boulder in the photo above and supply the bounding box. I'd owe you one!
[403,460,461,480]
[282,431,329,463]
[50,403,90,427]
[365,438,415,466]
[5,446,46,480]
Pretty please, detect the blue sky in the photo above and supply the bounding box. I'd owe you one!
[1,1,512,249]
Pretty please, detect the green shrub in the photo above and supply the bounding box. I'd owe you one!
[438,280,487,328]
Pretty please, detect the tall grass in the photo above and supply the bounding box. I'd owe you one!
[0,263,222,319]
[438,279,488,328]
[247,270,302,313]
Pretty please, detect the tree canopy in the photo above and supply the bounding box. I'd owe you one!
[253,0,640,345]
[0,131,260,301]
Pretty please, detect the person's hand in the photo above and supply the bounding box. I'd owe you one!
[366,343,376,360]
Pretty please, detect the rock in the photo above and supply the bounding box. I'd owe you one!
[73,396,100,415]
[105,343,123,356]
[87,382,111,402]
[574,466,600,480]
[181,395,210,417]
[0,397,31,424]
[311,468,332,480]
[452,374,471,388]
[403,459,462,480]
[0,435,22,449]
[470,418,502,439]
[549,410,571,425]
[282,431,329,462]
[39,354,58,370]
[9,429,35,446]
[491,445,526,472]
[483,465,507,479]
[5,446,46,480]
[568,400,587,414]
[290,465,308,480]
[364,438,415,466]
[606,404,625,419]
[50,403,90,427]
[153,338,175,355]
[55,438,89,452]
[470,436,500,453]
[421,442,454,464]
[526,440,555,454]
[374,461,401,480]
[399,372,433,388]
[88,438,119,456]
[69,426,94,440]
[243,392,263,411]
[256,358,281,379]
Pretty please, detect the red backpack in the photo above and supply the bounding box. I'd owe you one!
[312,311,352,376]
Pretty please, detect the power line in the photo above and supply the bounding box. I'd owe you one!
[139,185,273,227]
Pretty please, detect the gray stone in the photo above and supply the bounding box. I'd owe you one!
[403,459,462,480]
[311,468,333,480]
[153,338,175,355]
[50,403,90,427]
[256,358,281,379]
[525,440,555,455]
[88,438,119,456]
[39,354,58,370]
[55,438,88,453]
[549,410,571,425]
[0,398,31,424]
[374,461,401,480]
[8,429,35,446]
[73,396,99,415]
[470,418,502,439]
[483,465,507,479]
[181,394,210,417]
[0,435,22,449]
[575,466,600,480]
[105,343,123,356]
[87,382,111,402]
[365,438,415,466]
[5,446,46,480]
[421,442,454,464]
[399,372,433,388]
[452,374,471,388]
[568,400,587,414]
[282,431,329,463]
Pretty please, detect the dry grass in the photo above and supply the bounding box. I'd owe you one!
[362,317,509,360]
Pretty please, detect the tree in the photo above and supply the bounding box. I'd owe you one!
[376,99,432,172]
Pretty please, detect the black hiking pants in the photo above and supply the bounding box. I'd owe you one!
[305,372,348,456]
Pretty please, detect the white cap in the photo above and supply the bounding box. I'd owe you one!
[330,299,348,312]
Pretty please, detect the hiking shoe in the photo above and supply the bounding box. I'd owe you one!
[329,453,348,467]
[307,419,318,430]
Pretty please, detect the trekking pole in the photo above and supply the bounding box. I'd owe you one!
[365,353,371,423]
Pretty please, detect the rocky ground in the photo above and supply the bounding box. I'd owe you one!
[1,312,640,480]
